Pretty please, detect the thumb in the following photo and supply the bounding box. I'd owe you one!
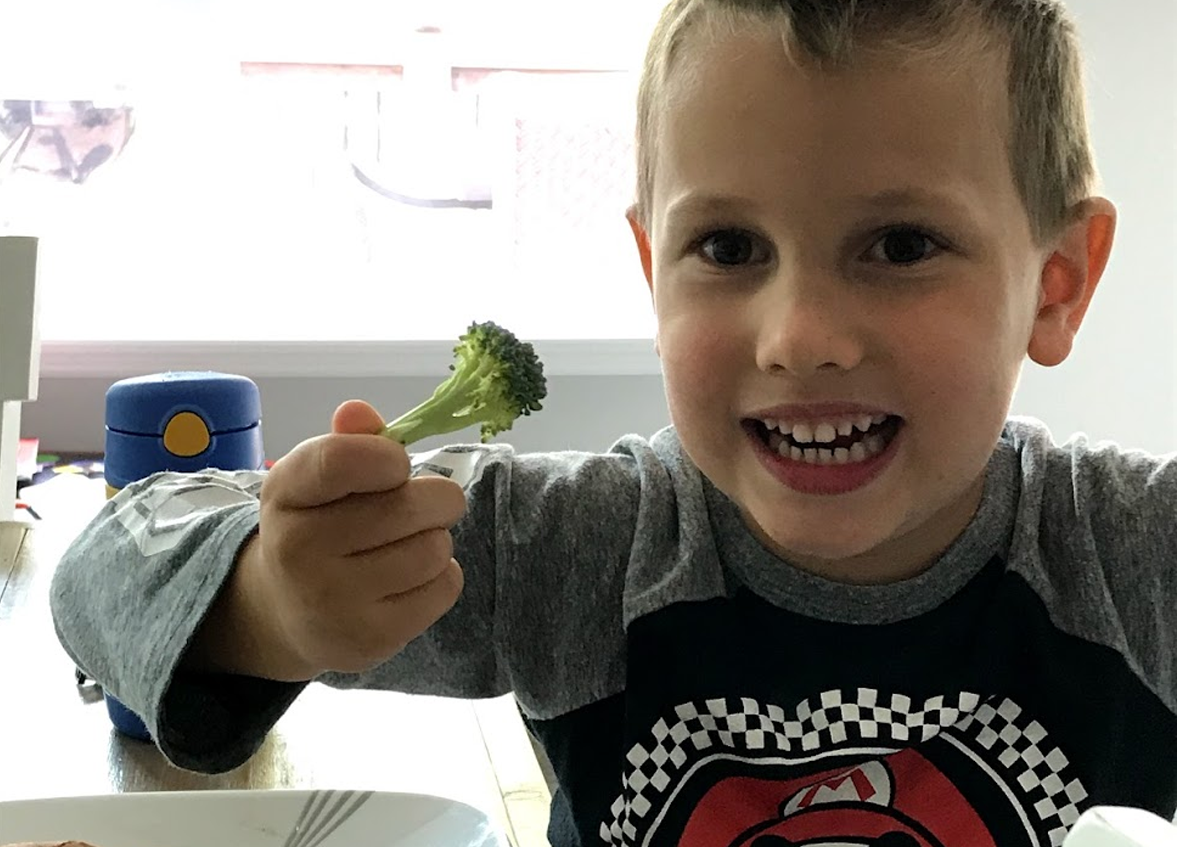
[265,400,402,509]
[332,399,386,435]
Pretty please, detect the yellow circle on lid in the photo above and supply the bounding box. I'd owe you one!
[163,411,211,457]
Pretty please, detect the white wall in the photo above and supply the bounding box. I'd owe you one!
[20,0,1177,457]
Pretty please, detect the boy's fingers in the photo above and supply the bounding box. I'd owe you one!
[340,478,467,551]
[343,528,456,598]
[276,477,466,556]
[267,432,411,508]
[332,399,386,435]
[369,558,465,651]
[327,559,464,674]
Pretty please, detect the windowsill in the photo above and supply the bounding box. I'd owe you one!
[38,338,662,379]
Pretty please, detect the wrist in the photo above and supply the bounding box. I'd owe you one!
[183,532,317,682]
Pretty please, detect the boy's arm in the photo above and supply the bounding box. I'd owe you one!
[1011,422,1177,715]
[49,441,650,774]
[1078,443,1177,711]
[48,455,492,774]
[48,469,294,772]
[311,444,649,719]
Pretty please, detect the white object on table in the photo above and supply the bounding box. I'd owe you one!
[1063,806,1177,846]
[0,789,509,847]
[0,235,40,520]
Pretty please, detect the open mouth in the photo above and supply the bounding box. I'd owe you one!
[745,415,905,466]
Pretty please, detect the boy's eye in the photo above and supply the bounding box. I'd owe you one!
[697,230,767,267]
[867,227,941,265]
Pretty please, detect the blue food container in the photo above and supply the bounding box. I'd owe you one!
[101,371,265,740]
[104,371,265,492]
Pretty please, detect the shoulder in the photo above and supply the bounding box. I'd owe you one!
[1002,417,1177,710]
[486,426,696,500]
[1003,417,1176,543]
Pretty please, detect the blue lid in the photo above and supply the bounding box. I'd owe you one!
[105,371,261,436]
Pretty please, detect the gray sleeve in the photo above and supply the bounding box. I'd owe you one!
[49,442,650,772]
[49,468,284,772]
[1007,422,1177,715]
[317,443,646,720]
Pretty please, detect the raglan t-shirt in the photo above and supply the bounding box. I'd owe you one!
[49,417,1177,846]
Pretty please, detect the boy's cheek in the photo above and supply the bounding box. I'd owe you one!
[660,335,734,398]
[657,311,739,363]
[658,336,729,415]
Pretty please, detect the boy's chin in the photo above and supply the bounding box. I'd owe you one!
[744,511,898,576]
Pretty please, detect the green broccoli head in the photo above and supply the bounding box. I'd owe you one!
[382,321,547,445]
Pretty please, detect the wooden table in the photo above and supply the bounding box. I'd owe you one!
[0,517,551,847]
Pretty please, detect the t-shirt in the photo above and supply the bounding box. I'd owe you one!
[49,418,1177,846]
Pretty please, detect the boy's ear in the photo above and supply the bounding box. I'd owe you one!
[626,205,655,293]
[1027,197,1117,367]
[626,205,661,357]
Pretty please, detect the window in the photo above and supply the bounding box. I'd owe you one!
[1,1,664,360]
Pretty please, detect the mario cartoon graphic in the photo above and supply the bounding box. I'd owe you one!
[603,692,1088,847]
[678,750,996,847]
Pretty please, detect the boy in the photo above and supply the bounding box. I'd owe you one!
[50,1,1176,845]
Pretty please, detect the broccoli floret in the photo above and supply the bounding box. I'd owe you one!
[382,321,547,445]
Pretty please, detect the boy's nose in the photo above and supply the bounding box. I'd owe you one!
[752,272,865,377]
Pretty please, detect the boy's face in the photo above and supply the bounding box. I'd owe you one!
[633,30,1070,581]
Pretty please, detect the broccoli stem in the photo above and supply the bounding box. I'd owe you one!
[382,356,496,445]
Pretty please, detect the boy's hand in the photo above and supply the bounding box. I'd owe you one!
[186,400,467,681]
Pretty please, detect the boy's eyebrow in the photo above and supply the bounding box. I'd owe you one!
[859,187,977,217]
[663,187,979,224]
[663,193,756,224]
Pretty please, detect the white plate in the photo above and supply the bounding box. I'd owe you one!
[0,789,510,847]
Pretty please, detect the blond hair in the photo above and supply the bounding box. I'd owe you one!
[633,0,1097,243]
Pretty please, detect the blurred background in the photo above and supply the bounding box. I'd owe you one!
[6,0,1175,457]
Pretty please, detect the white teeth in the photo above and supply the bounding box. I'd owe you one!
[762,416,891,437]
[813,422,837,444]
[776,439,885,465]
[762,413,897,465]
[781,442,886,466]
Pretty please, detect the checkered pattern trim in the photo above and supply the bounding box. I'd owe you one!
[956,697,1089,846]
[600,689,982,846]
